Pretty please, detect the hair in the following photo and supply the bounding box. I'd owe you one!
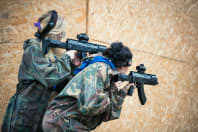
[35,10,67,40]
[103,42,133,68]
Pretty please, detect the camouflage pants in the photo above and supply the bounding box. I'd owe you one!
[1,94,44,132]
[42,110,89,132]
[1,82,50,132]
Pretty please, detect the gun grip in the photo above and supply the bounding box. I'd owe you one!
[127,86,134,96]
[77,51,87,59]
[137,83,147,105]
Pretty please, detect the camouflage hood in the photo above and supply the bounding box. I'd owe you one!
[23,39,41,51]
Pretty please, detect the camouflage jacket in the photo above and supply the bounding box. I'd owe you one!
[46,61,128,131]
[2,39,74,132]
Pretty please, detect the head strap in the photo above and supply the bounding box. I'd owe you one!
[35,10,58,40]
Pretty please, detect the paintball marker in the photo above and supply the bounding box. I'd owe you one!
[111,64,158,105]
[42,33,107,58]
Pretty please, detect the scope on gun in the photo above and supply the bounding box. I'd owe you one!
[77,33,89,42]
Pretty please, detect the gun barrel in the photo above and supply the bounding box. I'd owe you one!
[66,39,106,53]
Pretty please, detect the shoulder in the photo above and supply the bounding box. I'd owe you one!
[95,62,116,74]
[87,62,111,73]
[85,62,114,81]
[23,39,41,50]
[23,39,42,55]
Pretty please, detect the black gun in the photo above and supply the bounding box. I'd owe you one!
[111,64,158,105]
[42,33,107,58]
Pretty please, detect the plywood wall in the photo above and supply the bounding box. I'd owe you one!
[0,0,198,131]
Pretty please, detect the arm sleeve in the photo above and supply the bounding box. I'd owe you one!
[102,75,128,121]
[77,63,111,116]
[24,46,72,88]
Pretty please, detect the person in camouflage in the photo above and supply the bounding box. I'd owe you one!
[1,10,81,132]
[42,42,133,132]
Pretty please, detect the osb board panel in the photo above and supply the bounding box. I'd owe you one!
[88,0,198,66]
[0,43,23,65]
[93,50,198,132]
[0,0,86,43]
[0,0,198,131]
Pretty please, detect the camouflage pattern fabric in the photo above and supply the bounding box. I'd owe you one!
[2,39,74,132]
[42,61,128,132]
